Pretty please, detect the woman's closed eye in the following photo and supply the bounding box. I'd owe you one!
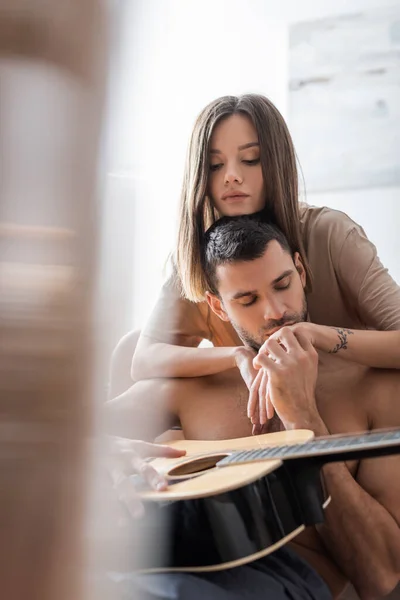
[210,157,260,171]
[242,158,260,166]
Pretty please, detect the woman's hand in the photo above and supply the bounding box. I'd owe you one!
[235,347,273,434]
[107,436,186,517]
[259,322,318,354]
[247,369,275,432]
[234,346,258,389]
[234,347,264,433]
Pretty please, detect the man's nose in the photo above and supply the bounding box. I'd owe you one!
[262,298,286,323]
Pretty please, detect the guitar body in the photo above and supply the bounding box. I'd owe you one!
[134,430,329,573]
[123,427,400,574]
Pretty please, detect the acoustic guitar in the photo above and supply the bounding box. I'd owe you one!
[128,428,400,574]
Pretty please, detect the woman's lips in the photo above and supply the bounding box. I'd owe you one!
[222,194,249,203]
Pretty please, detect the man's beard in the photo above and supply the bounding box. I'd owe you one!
[231,295,308,352]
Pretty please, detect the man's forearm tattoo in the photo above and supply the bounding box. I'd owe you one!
[329,328,354,354]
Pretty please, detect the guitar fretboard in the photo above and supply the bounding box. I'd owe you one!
[217,429,400,467]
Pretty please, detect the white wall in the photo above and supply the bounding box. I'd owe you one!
[102,0,400,355]
[266,0,400,23]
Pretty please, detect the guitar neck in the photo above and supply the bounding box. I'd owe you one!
[217,428,400,468]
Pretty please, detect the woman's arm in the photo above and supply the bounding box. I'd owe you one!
[270,323,400,369]
[132,334,240,380]
[333,222,400,368]
[337,226,400,332]
[293,213,400,369]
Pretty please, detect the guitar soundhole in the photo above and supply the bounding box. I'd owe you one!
[167,454,229,478]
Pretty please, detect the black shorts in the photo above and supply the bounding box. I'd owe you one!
[108,546,332,600]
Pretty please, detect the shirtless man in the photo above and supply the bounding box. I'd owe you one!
[108,216,400,600]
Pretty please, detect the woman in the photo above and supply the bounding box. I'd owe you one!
[130,93,400,390]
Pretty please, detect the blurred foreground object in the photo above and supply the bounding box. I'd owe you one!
[0,2,108,599]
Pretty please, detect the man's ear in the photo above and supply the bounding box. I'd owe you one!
[293,252,307,289]
[205,291,230,322]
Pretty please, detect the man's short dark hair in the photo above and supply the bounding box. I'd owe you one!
[201,215,293,296]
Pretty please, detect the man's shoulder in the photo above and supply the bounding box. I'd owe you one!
[112,330,141,359]
[109,330,141,399]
